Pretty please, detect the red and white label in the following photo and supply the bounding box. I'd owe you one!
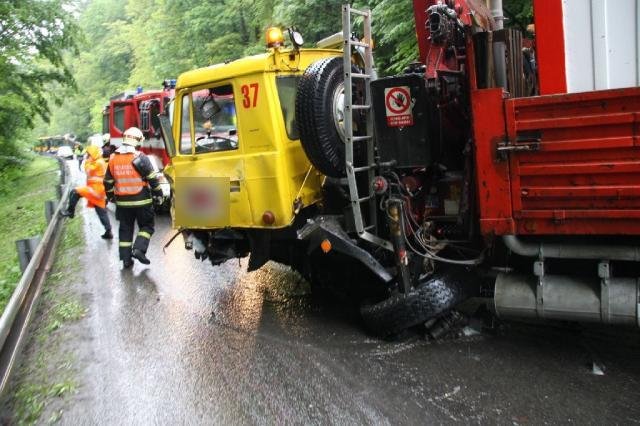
[384,86,414,127]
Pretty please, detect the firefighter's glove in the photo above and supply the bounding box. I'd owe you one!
[152,194,165,207]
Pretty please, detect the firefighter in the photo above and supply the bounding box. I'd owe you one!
[104,127,163,268]
[73,143,84,171]
[61,145,113,239]
[102,133,115,160]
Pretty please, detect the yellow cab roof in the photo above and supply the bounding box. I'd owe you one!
[176,47,341,89]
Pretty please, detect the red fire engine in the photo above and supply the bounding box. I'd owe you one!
[102,79,175,168]
[102,80,175,207]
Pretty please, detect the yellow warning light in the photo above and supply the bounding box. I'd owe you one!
[266,27,285,48]
[320,239,332,254]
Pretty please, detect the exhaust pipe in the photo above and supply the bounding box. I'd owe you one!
[503,235,640,262]
[495,273,640,327]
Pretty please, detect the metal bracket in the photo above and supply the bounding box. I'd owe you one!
[496,140,540,161]
[598,260,611,323]
[533,260,545,319]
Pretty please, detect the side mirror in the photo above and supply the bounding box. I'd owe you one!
[158,112,176,158]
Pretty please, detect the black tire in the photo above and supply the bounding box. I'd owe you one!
[296,57,363,178]
[360,270,474,338]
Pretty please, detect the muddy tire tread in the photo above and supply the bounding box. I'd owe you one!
[360,274,465,338]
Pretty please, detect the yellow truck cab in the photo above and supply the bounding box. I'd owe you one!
[159,28,379,273]
[163,38,340,231]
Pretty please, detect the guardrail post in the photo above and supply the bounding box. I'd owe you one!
[44,200,57,223]
[15,237,42,273]
[58,159,65,180]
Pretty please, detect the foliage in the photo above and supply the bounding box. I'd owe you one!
[0,156,57,313]
[368,0,418,75]
[0,1,78,167]
[13,379,77,425]
[503,0,534,32]
[35,0,421,139]
[5,0,536,147]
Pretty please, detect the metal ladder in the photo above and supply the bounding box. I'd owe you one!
[342,5,392,251]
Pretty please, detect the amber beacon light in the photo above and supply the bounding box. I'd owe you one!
[266,27,284,48]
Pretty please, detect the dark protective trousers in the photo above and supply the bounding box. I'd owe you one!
[116,205,154,261]
[67,189,111,232]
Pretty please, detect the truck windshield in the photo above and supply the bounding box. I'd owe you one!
[276,76,301,140]
[114,106,126,132]
[191,85,238,154]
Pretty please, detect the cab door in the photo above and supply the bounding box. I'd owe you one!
[169,83,252,229]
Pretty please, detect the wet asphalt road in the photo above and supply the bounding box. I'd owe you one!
[59,161,640,424]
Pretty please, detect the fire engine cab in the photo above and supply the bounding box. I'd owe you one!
[103,80,176,206]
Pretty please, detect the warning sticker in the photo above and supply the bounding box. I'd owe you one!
[384,86,414,128]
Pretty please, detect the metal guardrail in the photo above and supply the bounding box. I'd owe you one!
[0,157,71,395]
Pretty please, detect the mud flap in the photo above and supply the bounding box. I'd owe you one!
[247,231,271,272]
[297,216,393,283]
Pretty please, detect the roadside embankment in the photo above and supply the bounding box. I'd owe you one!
[0,156,59,314]
[1,214,86,424]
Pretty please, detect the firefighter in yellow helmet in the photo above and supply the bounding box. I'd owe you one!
[103,127,163,268]
[61,145,113,239]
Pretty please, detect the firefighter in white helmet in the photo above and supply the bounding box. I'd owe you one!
[103,127,163,268]
[101,133,115,160]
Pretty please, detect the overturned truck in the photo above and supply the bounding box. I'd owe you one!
[159,1,640,337]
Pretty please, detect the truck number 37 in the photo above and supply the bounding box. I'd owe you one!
[241,83,259,108]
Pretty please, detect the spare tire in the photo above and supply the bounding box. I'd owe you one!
[296,57,364,178]
[360,270,476,338]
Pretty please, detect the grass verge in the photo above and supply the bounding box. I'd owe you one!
[0,155,59,314]
[3,213,86,425]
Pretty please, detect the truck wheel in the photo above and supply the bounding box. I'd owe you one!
[296,57,364,178]
[360,271,472,338]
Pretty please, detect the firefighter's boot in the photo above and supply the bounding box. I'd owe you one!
[60,190,80,218]
[132,248,150,265]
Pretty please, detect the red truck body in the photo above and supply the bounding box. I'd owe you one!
[473,86,640,236]
[412,0,640,237]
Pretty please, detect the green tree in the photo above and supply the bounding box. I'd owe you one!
[41,0,131,137]
[503,0,533,33]
[367,0,418,75]
[0,0,78,164]
[274,0,345,45]
[36,0,426,141]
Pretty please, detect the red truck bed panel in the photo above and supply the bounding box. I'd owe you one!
[473,87,640,235]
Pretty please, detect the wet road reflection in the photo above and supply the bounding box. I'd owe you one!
[61,161,640,424]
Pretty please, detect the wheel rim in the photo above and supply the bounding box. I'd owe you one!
[332,82,347,144]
